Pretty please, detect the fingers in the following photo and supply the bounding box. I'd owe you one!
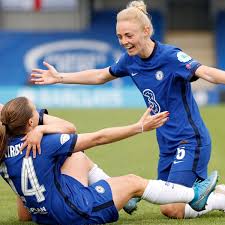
[153,112,169,123]
[30,77,45,84]
[32,145,37,159]
[21,135,27,141]
[144,106,152,117]
[19,141,27,153]
[25,145,32,158]
[20,143,40,158]
[43,61,56,72]
[37,144,41,155]
[142,111,169,131]
[32,68,46,74]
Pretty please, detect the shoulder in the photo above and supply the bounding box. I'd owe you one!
[117,52,131,65]
[161,43,192,65]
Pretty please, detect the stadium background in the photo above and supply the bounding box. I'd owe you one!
[0,0,225,224]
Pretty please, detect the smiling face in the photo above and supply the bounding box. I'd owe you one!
[116,20,151,57]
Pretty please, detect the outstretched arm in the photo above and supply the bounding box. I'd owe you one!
[31,62,116,85]
[195,65,225,84]
[74,108,169,152]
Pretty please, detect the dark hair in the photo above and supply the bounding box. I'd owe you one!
[0,97,33,162]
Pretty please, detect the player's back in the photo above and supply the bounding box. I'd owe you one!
[0,133,76,224]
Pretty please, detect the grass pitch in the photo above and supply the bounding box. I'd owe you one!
[0,105,225,225]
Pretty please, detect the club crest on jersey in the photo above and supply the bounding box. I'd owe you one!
[177,51,192,63]
[95,185,105,194]
[60,134,70,145]
[155,71,164,80]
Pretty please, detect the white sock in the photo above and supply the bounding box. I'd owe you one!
[142,180,194,204]
[185,192,225,218]
[88,164,110,185]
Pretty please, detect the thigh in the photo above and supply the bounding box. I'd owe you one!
[52,176,119,225]
[61,152,94,186]
[157,153,175,181]
[167,144,211,187]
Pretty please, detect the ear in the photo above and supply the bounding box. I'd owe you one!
[28,118,33,127]
[143,26,151,37]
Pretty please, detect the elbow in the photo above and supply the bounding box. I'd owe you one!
[61,121,77,134]
[96,77,107,85]
[68,123,77,133]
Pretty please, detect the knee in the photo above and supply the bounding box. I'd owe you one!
[124,174,145,189]
[125,174,141,182]
[72,151,86,160]
[160,204,184,219]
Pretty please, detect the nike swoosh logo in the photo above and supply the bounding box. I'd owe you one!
[131,72,138,76]
[173,161,184,164]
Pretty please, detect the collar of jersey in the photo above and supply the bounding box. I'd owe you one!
[139,39,158,62]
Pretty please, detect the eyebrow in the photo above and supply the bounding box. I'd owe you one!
[117,32,132,37]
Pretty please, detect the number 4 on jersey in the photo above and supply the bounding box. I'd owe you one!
[21,157,46,203]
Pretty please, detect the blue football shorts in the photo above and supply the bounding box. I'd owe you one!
[51,174,119,225]
[157,144,211,187]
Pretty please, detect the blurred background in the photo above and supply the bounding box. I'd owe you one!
[0,0,225,108]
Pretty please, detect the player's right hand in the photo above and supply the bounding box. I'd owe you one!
[30,61,61,85]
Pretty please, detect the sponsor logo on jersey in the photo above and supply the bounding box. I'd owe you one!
[155,70,164,80]
[143,89,161,114]
[95,185,105,194]
[177,51,192,63]
[60,134,70,145]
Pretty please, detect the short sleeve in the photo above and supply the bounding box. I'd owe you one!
[37,109,48,125]
[109,53,129,77]
[41,133,77,158]
[169,49,201,81]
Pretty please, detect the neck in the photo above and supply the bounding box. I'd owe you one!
[139,39,155,58]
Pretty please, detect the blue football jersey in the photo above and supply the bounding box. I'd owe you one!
[0,133,77,224]
[110,40,211,153]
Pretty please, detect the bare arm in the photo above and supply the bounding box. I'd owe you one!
[17,197,32,221]
[41,113,76,133]
[74,109,169,152]
[20,113,76,157]
[195,65,225,84]
[31,62,116,85]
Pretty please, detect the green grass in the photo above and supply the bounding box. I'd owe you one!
[1,105,225,224]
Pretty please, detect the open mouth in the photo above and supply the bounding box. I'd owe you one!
[125,45,135,51]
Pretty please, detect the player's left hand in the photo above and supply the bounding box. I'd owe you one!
[19,127,43,158]
[138,107,169,132]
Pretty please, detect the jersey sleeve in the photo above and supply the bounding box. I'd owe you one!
[169,49,202,81]
[109,53,129,77]
[42,133,77,158]
[37,109,48,125]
